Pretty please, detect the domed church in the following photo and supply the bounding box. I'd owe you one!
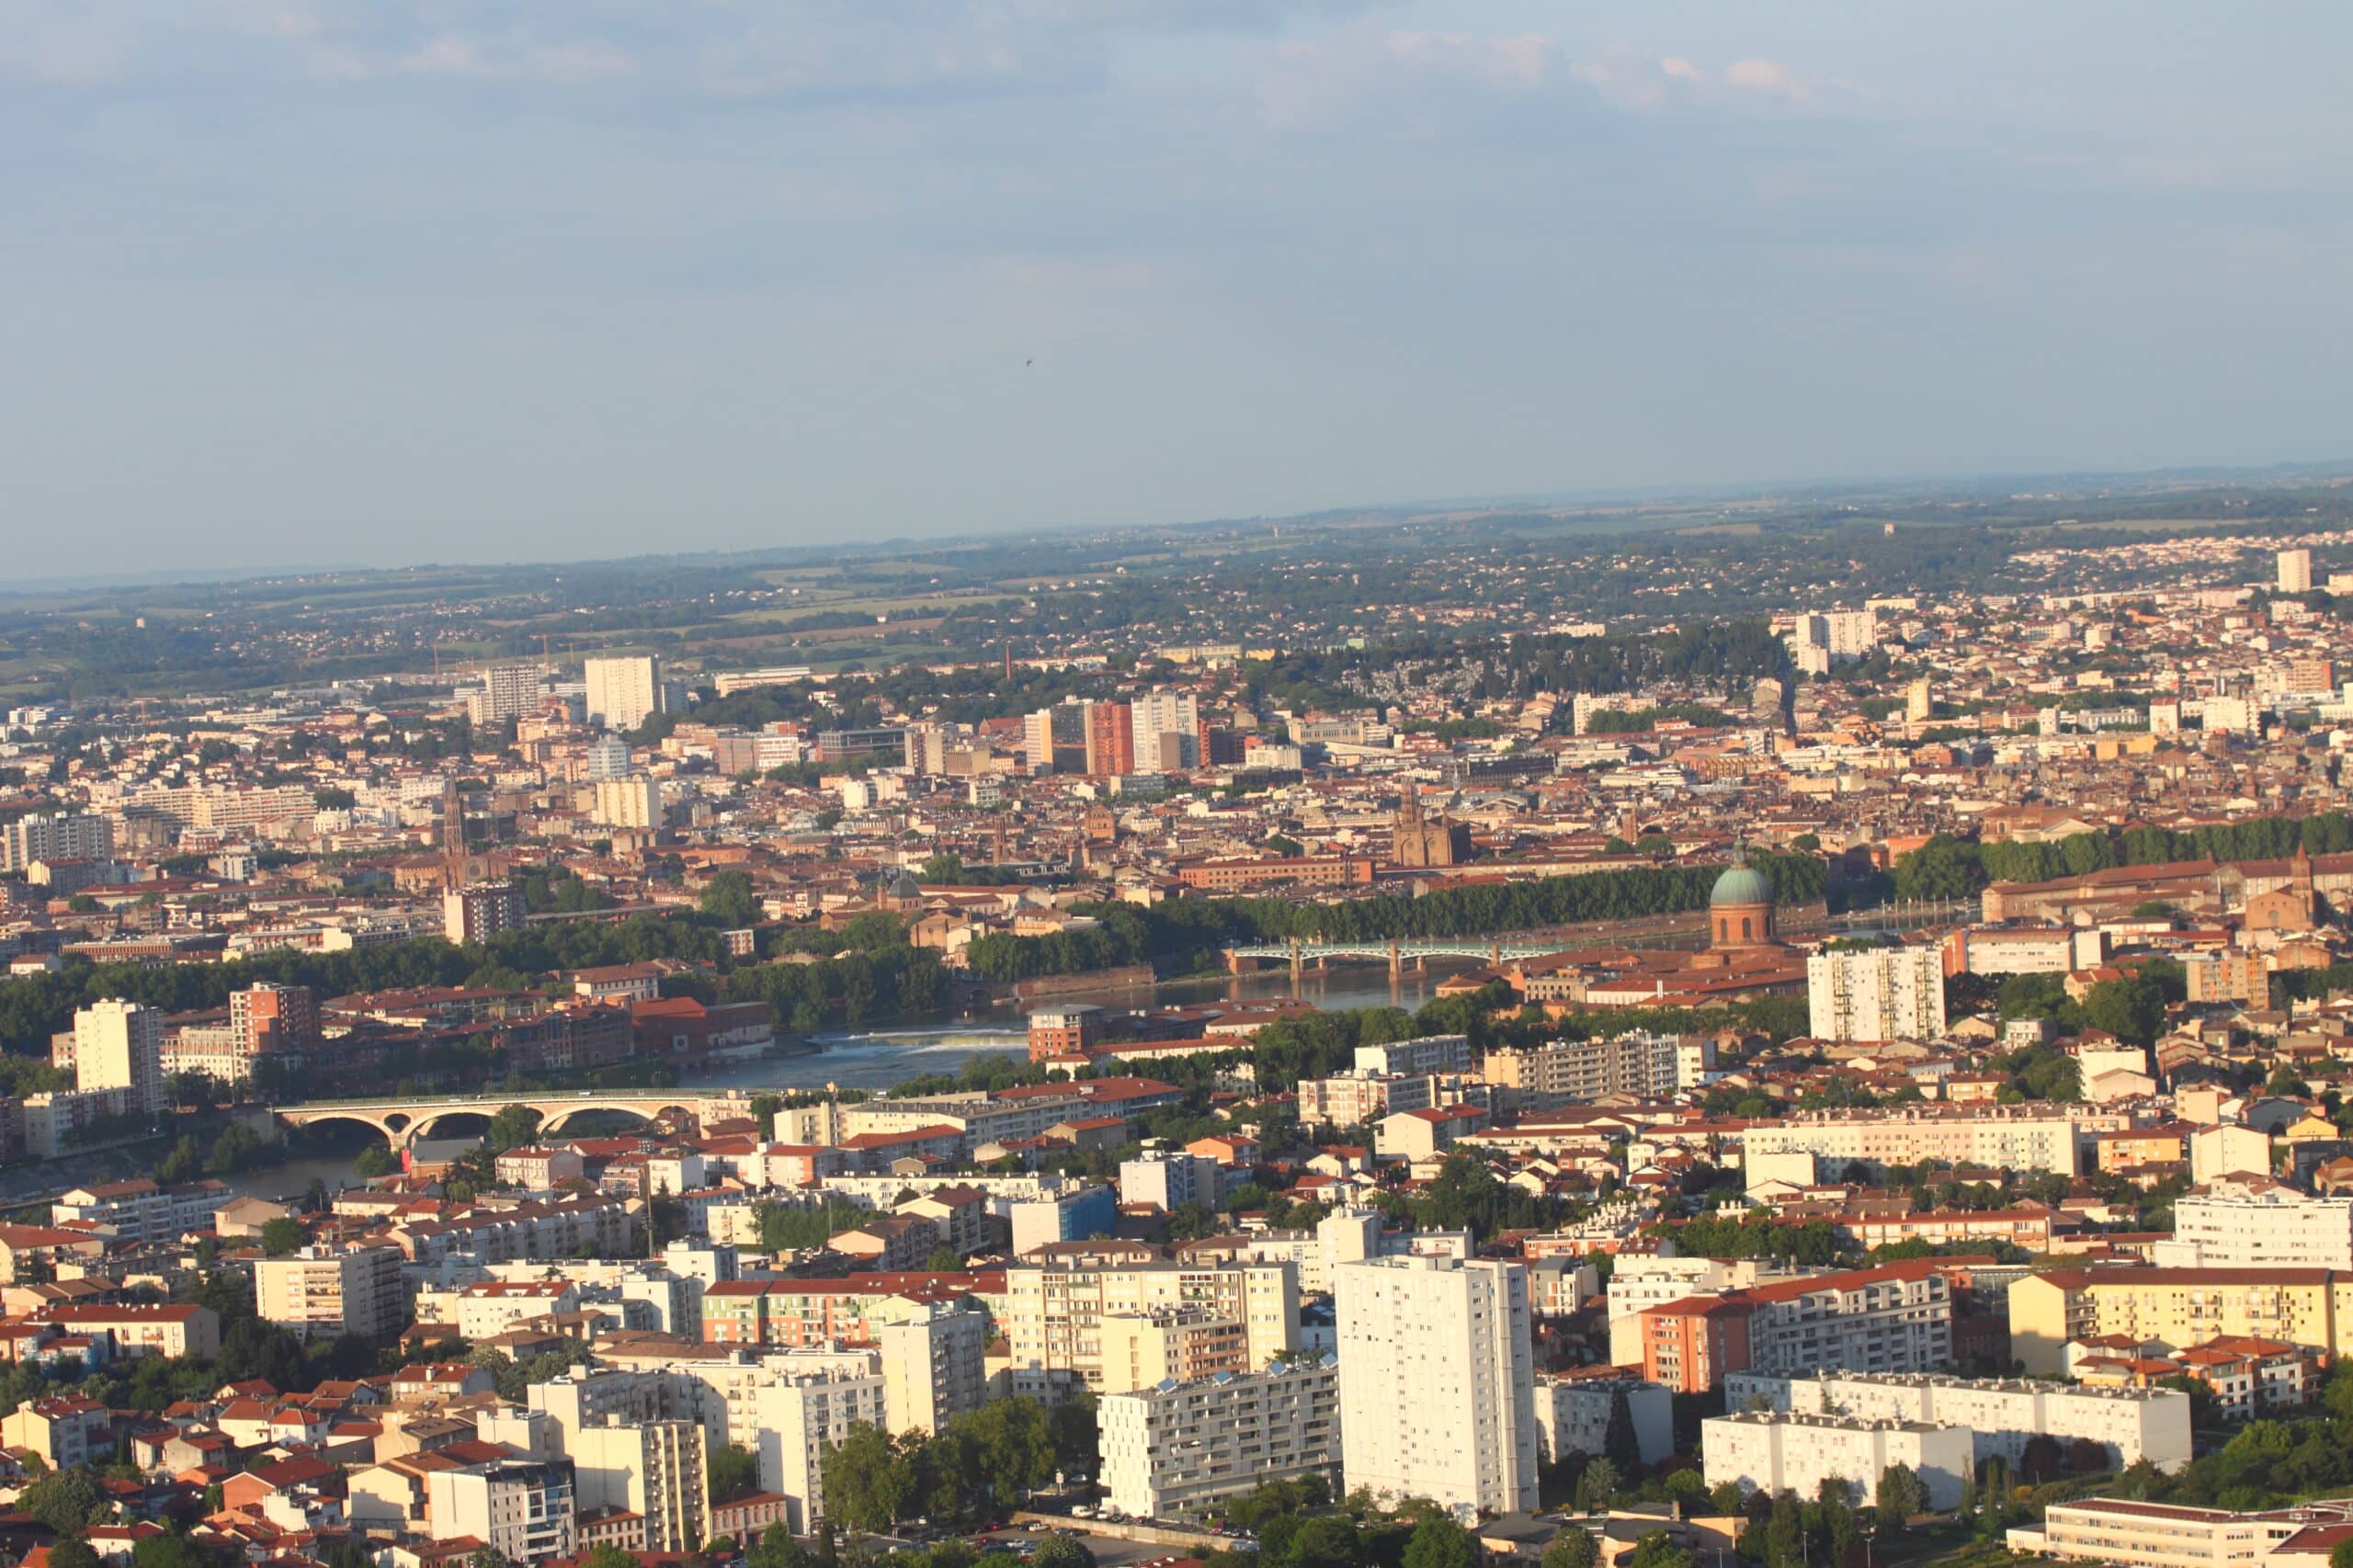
[1708,846,1779,951]
[1518,841,1807,1011]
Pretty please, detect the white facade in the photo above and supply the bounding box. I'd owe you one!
[1100,1358,1342,1520]
[745,1366,889,1534]
[255,1244,405,1339]
[2154,1180,2353,1272]
[2018,1498,2349,1568]
[1724,1370,2192,1474]
[1119,1151,1220,1213]
[1335,1255,1538,1517]
[1131,690,1201,774]
[1740,1268,1954,1380]
[1702,1411,1973,1509]
[467,664,547,727]
[1743,1108,2101,1177]
[585,735,635,780]
[1789,610,1880,663]
[1354,1035,1472,1076]
[1807,949,1947,1043]
[584,655,664,733]
[572,1418,708,1551]
[1003,1262,1298,1388]
[425,1459,577,1563]
[878,1305,989,1436]
[0,812,113,873]
[2281,549,2314,594]
[1530,1376,1674,1467]
[593,773,665,829]
[1482,1033,1706,1106]
[74,999,164,1115]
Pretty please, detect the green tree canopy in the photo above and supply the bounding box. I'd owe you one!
[1402,1515,1480,1568]
[699,869,762,926]
[1542,1529,1599,1568]
[485,1103,545,1153]
[1031,1539,1097,1568]
[1876,1462,1927,1522]
[258,1216,306,1256]
[708,1441,760,1504]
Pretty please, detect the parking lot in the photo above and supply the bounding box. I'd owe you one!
[969,1524,1230,1565]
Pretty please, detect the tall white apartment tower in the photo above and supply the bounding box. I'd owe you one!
[74,999,164,1114]
[584,735,634,780]
[584,655,664,733]
[2280,549,2314,595]
[1131,689,1200,773]
[466,663,546,727]
[1807,948,1948,1043]
[1334,1254,1539,1517]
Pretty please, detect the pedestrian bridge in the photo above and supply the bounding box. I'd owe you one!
[273,1089,758,1150]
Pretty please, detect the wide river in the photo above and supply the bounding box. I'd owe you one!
[78,961,1479,1207]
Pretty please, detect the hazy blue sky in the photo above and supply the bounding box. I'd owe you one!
[5,2,2347,570]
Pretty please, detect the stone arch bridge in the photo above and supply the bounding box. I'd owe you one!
[274,1090,759,1151]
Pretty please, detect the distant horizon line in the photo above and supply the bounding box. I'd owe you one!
[9,452,2348,597]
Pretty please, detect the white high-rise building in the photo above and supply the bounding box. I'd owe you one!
[1789,609,1880,664]
[584,734,634,780]
[466,664,546,727]
[425,1459,577,1563]
[1131,689,1200,773]
[2280,549,2314,595]
[745,1365,889,1534]
[584,655,665,733]
[1335,1255,1538,1517]
[572,1419,707,1551]
[592,774,665,829]
[255,1244,405,1339]
[74,1000,164,1114]
[1807,948,1947,1042]
[0,812,113,873]
[878,1305,989,1436]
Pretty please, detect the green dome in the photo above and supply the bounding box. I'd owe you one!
[1709,863,1773,907]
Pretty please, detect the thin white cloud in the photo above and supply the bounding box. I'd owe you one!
[1385,30,1556,92]
[1572,52,1699,108]
[1573,51,1819,109]
[308,31,637,84]
[1723,57,1809,99]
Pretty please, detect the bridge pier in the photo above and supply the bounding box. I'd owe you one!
[1388,940,1401,981]
[1289,936,1302,983]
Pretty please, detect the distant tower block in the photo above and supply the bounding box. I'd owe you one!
[2280,548,2313,595]
[1905,678,1932,724]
